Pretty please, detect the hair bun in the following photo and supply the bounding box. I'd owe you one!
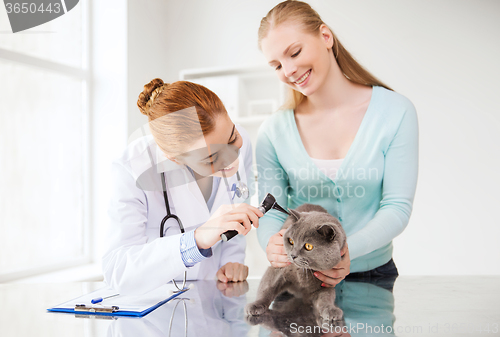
[137,78,166,116]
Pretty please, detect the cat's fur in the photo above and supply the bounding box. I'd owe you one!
[245,203,346,326]
[246,292,345,337]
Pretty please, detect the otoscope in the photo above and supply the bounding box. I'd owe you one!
[220,193,290,242]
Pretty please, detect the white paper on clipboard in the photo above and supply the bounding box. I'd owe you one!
[48,283,188,316]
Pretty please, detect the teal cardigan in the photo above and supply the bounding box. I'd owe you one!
[255,85,419,273]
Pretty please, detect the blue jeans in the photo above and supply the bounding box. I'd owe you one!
[344,258,399,292]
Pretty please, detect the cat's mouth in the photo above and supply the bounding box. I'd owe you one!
[292,259,311,269]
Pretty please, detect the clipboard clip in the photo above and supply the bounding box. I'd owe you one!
[75,313,118,320]
[75,304,119,313]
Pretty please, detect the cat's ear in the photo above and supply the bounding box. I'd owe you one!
[317,224,336,242]
[289,209,301,221]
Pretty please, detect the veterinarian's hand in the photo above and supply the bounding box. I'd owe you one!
[217,279,249,297]
[314,243,350,287]
[195,203,263,250]
[266,229,292,268]
[216,262,249,283]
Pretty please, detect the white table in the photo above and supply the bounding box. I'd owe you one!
[1,276,498,336]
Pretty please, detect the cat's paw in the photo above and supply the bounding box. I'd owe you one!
[244,313,265,326]
[317,306,343,326]
[245,302,269,316]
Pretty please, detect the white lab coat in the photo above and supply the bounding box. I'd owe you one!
[102,125,254,295]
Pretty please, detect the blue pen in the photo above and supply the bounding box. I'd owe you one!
[91,293,119,304]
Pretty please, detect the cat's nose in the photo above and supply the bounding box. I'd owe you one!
[291,254,298,260]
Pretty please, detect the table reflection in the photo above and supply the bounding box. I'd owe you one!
[248,277,397,337]
[0,275,497,337]
[337,279,396,336]
[106,276,396,337]
[107,280,250,337]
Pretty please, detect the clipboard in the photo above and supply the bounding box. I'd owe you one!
[47,283,189,318]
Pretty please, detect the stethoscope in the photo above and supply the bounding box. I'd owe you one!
[159,171,187,293]
[168,297,189,337]
[159,168,249,292]
[231,172,249,200]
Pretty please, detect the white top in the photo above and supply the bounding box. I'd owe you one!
[310,157,344,181]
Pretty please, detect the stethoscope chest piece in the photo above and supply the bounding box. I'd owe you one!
[231,171,249,200]
[231,181,249,200]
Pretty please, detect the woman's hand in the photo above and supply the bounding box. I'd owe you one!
[194,203,263,250]
[266,229,292,268]
[216,262,249,283]
[314,243,350,287]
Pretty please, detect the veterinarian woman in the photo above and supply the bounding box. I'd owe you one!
[256,1,418,287]
[102,79,263,295]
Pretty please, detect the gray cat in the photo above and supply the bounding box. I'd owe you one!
[245,203,346,327]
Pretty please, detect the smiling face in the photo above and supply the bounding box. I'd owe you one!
[261,22,335,98]
[172,114,243,178]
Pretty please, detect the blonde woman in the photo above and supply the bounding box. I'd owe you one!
[256,0,418,289]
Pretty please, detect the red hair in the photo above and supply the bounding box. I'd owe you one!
[137,79,227,155]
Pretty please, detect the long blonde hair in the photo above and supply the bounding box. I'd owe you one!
[258,0,393,110]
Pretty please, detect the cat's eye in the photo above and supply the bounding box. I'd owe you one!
[304,243,313,251]
[288,238,294,245]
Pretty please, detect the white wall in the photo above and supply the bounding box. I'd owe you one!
[90,0,128,266]
[126,0,500,276]
[314,0,500,275]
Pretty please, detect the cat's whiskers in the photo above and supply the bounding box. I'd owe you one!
[308,267,314,280]
[301,260,315,281]
[303,267,309,281]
